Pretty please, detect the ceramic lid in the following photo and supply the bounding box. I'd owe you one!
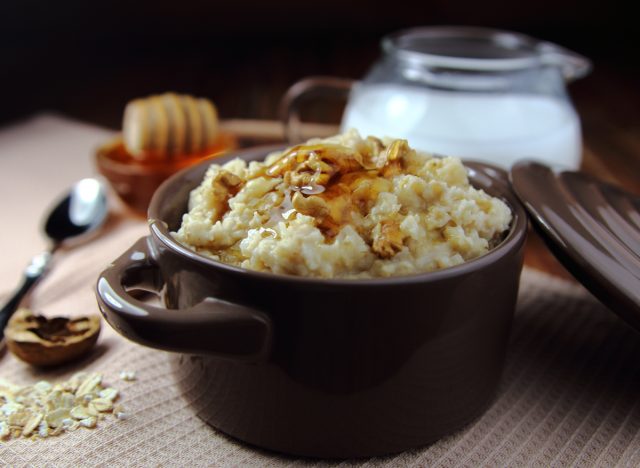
[510,161,640,331]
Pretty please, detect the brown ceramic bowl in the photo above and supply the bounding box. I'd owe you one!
[96,147,527,458]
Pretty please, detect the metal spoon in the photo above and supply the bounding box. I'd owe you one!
[0,178,108,341]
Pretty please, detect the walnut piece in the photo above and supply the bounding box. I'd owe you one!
[267,144,361,188]
[209,170,243,221]
[291,192,330,218]
[5,308,101,367]
[372,220,406,259]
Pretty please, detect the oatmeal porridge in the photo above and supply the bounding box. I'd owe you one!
[173,130,512,278]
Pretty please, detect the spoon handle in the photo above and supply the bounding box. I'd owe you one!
[0,252,51,341]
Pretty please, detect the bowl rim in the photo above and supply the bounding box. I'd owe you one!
[147,145,528,287]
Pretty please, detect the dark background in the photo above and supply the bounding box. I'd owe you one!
[0,0,638,130]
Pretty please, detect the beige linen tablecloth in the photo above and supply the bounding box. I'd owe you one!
[1,115,639,467]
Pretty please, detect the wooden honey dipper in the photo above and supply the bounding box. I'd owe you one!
[123,92,219,160]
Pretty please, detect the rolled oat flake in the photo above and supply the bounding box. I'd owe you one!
[0,372,128,440]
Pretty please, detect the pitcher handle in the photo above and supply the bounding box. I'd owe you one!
[279,76,355,144]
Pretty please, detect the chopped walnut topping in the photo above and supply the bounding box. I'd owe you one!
[384,139,410,162]
[209,170,243,221]
[372,220,406,259]
[354,136,385,169]
[291,192,330,218]
[268,141,412,239]
[267,144,361,188]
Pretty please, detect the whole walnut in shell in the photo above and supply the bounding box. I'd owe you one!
[5,308,101,366]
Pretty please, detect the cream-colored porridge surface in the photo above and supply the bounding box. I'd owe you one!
[173,130,512,278]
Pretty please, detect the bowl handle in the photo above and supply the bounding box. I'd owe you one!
[95,237,272,361]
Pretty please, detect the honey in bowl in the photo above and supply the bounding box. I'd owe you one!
[96,92,236,215]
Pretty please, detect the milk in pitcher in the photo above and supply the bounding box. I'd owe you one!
[341,84,582,169]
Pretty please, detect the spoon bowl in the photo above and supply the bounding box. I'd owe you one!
[44,178,108,247]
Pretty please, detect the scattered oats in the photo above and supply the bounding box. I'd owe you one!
[8,410,30,427]
[38,420,49,438]
[22,412,42,437]
[86,404,100,417]
[113,404,130,420]
[1,402,20,416]
[62,418,79,431]
[89,398,112,412]
[33,381,52,393]
[76,373,102,397]
[119,370,136,382]
[98,388,118,401]
[70,406,90,420]
[0,420,9,438]
[0,373,129,440]
[46,408,70,428]
[60,393,75,409]
[79,417,97,428]
[65,373,86,394]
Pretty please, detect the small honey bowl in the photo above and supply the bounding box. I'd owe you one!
[95,93,236,215]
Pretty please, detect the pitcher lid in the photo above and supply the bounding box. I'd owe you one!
[383,26,591,80]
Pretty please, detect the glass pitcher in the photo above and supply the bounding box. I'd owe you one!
[282,26,591,169]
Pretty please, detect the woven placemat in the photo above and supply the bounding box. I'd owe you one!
[1,115,639,467]
[1,223,639,467]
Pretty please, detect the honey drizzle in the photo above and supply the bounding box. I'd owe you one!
[257,140,409,240]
